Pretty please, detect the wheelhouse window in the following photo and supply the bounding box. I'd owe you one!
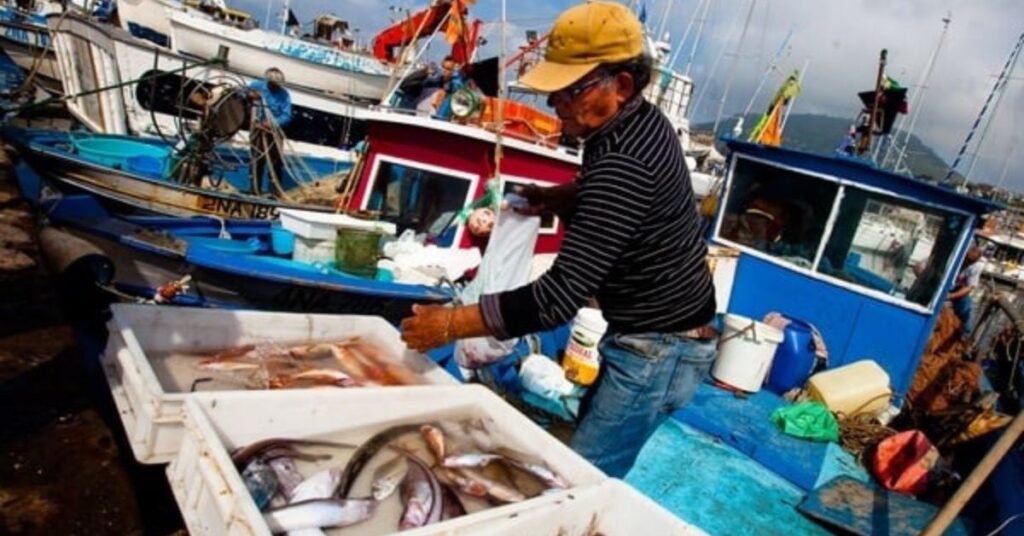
[364,158,475,247]
[718,156,839,269]
[817,188,967,306]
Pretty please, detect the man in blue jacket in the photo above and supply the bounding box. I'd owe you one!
[247,67,292,196]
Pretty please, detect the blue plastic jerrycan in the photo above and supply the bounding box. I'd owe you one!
[766,316,818,394]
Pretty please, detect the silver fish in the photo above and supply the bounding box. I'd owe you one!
[443,453,570,490]
[268,458,305,500]
[399,455,441,530]
[371,455,407,501]
[290,468,342,503]
[263,498,377,532]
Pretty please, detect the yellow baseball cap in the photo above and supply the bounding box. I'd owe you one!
[519,1,645,93]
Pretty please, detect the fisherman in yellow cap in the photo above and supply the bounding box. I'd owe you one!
[401,1,716,477]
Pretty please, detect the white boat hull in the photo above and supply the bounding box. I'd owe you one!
[168,11,391,101]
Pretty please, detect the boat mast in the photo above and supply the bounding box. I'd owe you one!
[946,30,1024,185]
[656,0,674,43]
[679,0,712,77]
[961,33,1023,188]
[856,48,887,156]
[885,13,952,174]
[739,29,793,125]
[668,0,702,70]
[494,0,507,181]
[712,0,757,138]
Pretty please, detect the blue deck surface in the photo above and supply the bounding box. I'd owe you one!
[626,419,833,535]
[674,382,869,491]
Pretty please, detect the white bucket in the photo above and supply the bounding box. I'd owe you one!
[712,313,785,392]
[562,308,609,386]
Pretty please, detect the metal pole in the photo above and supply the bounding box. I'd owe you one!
[656,0,675,43]
[921,410,1024,536]
[946,31,1024,183]
[740,29,793,120]
[780,59,809,133]
[856,48,887,156]
[280,0,290,35]
[888,13,952,172]
[669,0,703,70]
[712,0,757,138]
[494,0,506,179]
[962,43,1021,187]
[680,0,713,76]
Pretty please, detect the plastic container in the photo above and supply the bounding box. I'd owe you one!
[766,317,818,394]
[291,235,336,264]
[278,208,396,241]
[453,479,707,536]
[269,222,294,256]
[711,314,784,392]
[562,308,609,386]
[166,385,607,536]
[101,303,456,464]
[807,360,892,417]
[73,137,171,170]
[336,227,383,277]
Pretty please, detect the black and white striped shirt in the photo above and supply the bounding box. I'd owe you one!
[480,97,715,338]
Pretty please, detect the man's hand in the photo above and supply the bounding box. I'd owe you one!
[512,182,578,218]
[401,304,453,352]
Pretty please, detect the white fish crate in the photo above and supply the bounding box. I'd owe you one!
[443,479,708,536]
[102,303,457,464]
[167,385,607,536]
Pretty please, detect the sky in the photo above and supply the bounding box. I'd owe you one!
[236,0,1024,191]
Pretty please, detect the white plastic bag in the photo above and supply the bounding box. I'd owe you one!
[455,206,541,368]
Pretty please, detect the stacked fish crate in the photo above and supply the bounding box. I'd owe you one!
[104,303,704,535]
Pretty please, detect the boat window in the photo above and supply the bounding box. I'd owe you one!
[501,177,559,234]
[718,157,839,270]
[816,187,967,306]
[365,160,474,248]
[134,70,367,148]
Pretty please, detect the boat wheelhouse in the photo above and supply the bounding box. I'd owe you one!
[713,139,999,395]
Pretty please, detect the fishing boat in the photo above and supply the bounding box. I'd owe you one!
[166,9,393,101]
[25,185,453,323]
[6,128,352,220]
[976,229,1024,287]
[44,11,369,163]
[0,0,61,92]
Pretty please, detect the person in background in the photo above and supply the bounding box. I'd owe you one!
[247,67,292,196]
[416,56,464,118]
[948,246,983,337]
[400,2,716,478]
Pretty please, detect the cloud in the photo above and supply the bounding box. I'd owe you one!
[229,0,1024,190]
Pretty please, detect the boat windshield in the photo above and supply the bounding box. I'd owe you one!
[364,159,475,247]
[718,155,969,308]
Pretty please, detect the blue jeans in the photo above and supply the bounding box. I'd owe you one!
[953,296,973,335]
[569,332,717,478]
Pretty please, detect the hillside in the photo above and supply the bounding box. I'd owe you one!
[693,113,964,184]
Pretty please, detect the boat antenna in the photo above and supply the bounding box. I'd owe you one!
[946,30,1024,185]
[884,13,952,173]
[712,0,758,138]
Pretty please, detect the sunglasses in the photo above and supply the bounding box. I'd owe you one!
[548,71,611,106]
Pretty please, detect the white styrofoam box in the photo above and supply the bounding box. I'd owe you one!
[102,303,456,464]
[463,479,708,536]
[291,235,336,264]
[167,385,607,536]
[279,208,397,241]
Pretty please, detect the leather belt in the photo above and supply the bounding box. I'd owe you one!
[681,324,719,341]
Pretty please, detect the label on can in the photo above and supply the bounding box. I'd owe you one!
[562,329,600,386]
